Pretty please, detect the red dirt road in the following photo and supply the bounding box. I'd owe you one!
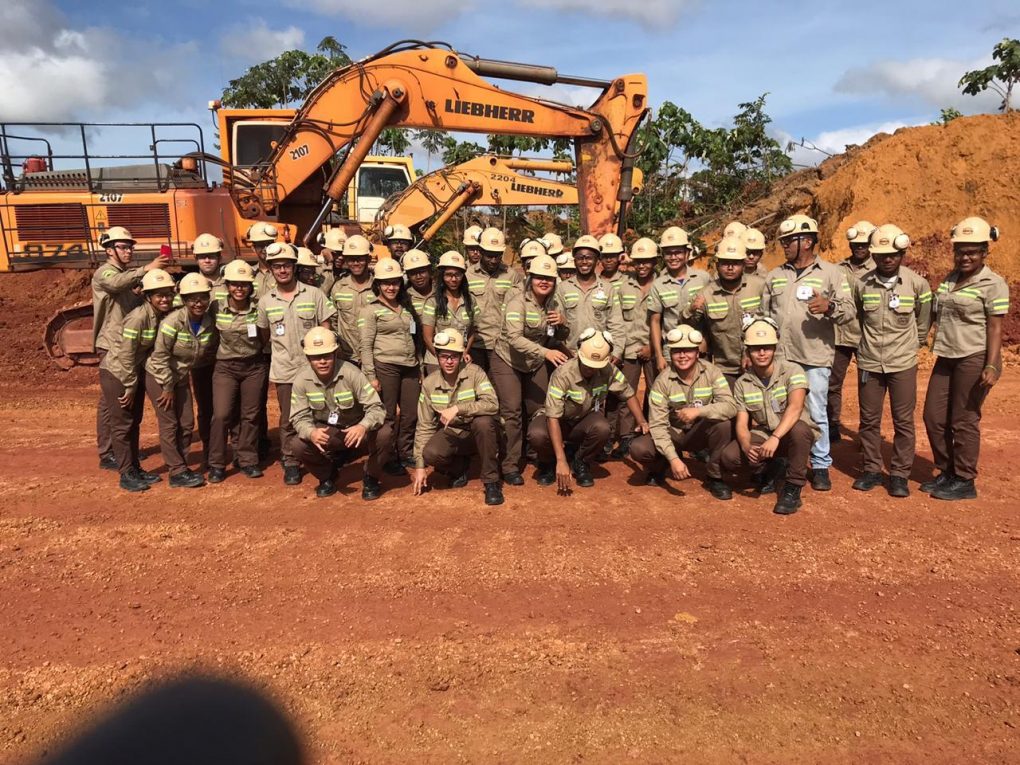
[1,364,1019,764]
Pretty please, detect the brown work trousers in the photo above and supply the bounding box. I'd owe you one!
[209,357,269,470]
[490,354,550,474]
[145,373,194,476]
[720,421,815,486]
[827,345,857,426]
[528,411,611,464]
[99,369,145,474]
[422,415,500,483]
[291,427,382,482]
[469,347,492,371]
[608,358,656,443]
[923,353,988,481]
[858,366,917,478]
[629,418,733,479]
[96,349,113,458]
[275,382,298,467]
[191,363,214,460]
[375,360,421,464]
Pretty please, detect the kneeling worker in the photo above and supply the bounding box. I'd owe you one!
[721,319,818,515]
[290,327,386,499]
[528,329,649,491]
[410,329,504,506]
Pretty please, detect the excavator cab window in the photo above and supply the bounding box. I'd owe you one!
[233,122,289,167]
[357,166,410,198]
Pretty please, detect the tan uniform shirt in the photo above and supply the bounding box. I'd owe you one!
[413,364,498,467]
[616,275,655,359]
[853,266,933,373]
[646,268,710,335]
[733,361,818,437]
[933,265,1011,358]
[691,276,765,375]
[144,307,216,390]
[92,261,145,352]
[257,283,336,383]
[212,299,263,360]
[359,301,418,381]
[542,358,634,423]
[762,257,854,367]
[253,268,276,301]
[556,275,626,357]
[99,302,161,389]
[329,274,374,364]
[834,256,875,347]
[408,284,432,317]
[289,361,384,440]
[495,289,570,372]
[647,359,737,461]
[422,294,479,366]
[467,263,522,349]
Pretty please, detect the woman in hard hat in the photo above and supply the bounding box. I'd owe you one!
[208,260,269,483]
[361,258,424,475]
[491,254,570,485]
[190,233,227,466]
[921,217,1009,501]
[422,251,477,374]
[740,228,767,282]
[98,268,177,492]
[403,248,434,318]
[144,273,215,488]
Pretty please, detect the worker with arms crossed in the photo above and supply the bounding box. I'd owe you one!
[647,226,710,375]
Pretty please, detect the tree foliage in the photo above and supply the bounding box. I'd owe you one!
[959,37,1020,113]
[932,107,963,126]
[222,37,352,108]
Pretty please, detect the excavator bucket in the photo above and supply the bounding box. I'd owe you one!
[43,303,98,369]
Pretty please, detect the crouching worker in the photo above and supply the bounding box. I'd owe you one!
[529,329,649,491]
[289,327,386,500]
[410,329,504,506]
[630,325,737,498]
[721,319,818,515]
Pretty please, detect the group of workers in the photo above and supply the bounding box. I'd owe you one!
[91,211,1008,513]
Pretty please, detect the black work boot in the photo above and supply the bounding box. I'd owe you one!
[484,482,504,506]
[756,458,787,495]
[99,453,118,471]
[534,464,555,486]
[706,478,733,501]
[207,467,227,483]
[887,476,910,498]
[931,476,977,501]
[594,442,612,463]
[382,458,407,476]
[571,455,594,488]
[316,477,337,498]
[283,465,302,485]
[810,468,832,492]
[773,484,803,515]
[135,467,161,484]
[852,471,884,491]
[645,469,667,487]
[169,470,205,489]
[119,468,150,493]
[503,471,525,486]
[448,459,469,488]
[240,465,263,478]
[611,436,634,460]
[920,471,954,494]
[362,474,382,501]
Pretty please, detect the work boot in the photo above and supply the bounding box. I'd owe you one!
[315,478,337,498]
[504,471,525,486]
[887,476,910,498]
[773,484,803,515]
[645,469,666,487]
[240,465,263,479]
[450,471,469,489]
[611,436,634,460]
[706,478,733,501]
[362,474,382,501]
[852,471,884,492]
[119,469,150,493]
[382,459,407,476]
[99,453,118,471]
[920,471,954,494]
[570,455,594,488]
[829,421,842,444]
[810,468,832,492]
[756,458,787,495]
[207,467,227,484]
[594,442,612,463]
[135,467,161,484]
[691,449,710,463]
[931,476,977,501]
[283,465,302,485]
[484,482,504,506]
[534,464,555,487]
[169,470,205,489]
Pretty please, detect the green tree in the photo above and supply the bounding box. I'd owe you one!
[221,37,352,108]
[374,128,411,156]
[959,37,1020,112]
[414,129,447,170]
[932,107,963,126]
[442,140,485,165]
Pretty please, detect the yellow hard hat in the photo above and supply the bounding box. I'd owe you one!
[597,232,625,255]
[846,220,876,244]
[659,226,690,249]
[223,260,255,283]
[556,252,576,271]
[178,272,212,295]
[577,328,613,369]
[716,239,747,261]
[777,214,819,239]
[402,249,431,271]
[264,242,298,262]
[321,228,347,251]
[100,226,135,247]
[723,221,747,239]
[541,232,564,256]
[437,250,466,270]
[302,327,338,356]
[951,216,1000,244]
[630,237,659,260]
[463,225,483,246]
[869,224,910,255]
[246,222,278,244]
[741,228,766,251]
[528,254,558,278]
[192,233,223,256]
[572,234,601,253]
[743,319,779,347]
[141,268,174,292]
[383,223,413,242]
[433,328,467,355]
[374,258,404,280]
[478,227,506,253]
[665,324,703,350]
[520,239,547,261]
[343,234,372,258]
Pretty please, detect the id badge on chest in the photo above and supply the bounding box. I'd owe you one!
[327,411,339,426]
[274,323,285,337]
[770,396,784,414]
[593,396,603,413]
[247,323,258,338]
[408,319,416,335]
[796,285,813,301]
[546,325,555,337]
[889,294,901,309]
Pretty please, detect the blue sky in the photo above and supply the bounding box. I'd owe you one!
[2,0,1018,166]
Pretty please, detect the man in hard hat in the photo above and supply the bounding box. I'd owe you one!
[596,233,626,290]
[528,329,649,491]
[762,214,854,492]
[466,227,522,370]
[411,328,504,505]
[828,221,876,443]
[555,252,576,280]
[256,242,336,485]
[92,226,171,471]
[740,228,767,284]
[723,221,747,240]
[630,325,737,498]
[722,318,818,515]
[192,233,227,302]
[290,327,386,499]
[647,226,710,375]
[245,222,279,299]
[403,249,434,317]
[382,223,413,261]
[557,235,626,361]
[542,232,565,258]
[317,228,347,295]
[329,235,375,366]
[518,238,547,274]
[463,225,483,266]
[295,247,322,288]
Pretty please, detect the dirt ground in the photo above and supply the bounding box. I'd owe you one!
[1,354,1018,764]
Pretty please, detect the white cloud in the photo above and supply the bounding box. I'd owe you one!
[835,56,1001,112]
[518,0,696,27]
[221,19,304,63]
[293,0,469,30]
[775,120,922,167]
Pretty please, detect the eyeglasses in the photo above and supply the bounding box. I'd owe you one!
[113,243,135,251]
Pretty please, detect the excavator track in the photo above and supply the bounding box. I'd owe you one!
[43,303,98,370]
